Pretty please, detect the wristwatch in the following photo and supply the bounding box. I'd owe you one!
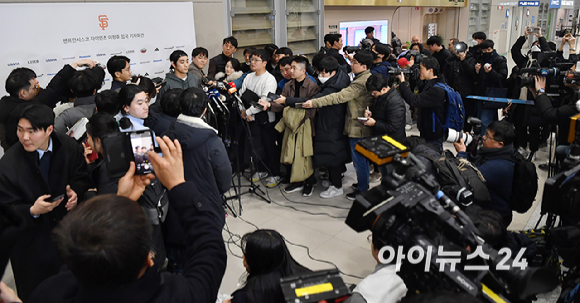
[537,88,546,95]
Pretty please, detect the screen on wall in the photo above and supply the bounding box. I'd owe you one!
[0,2,196,97]
[339,20,389,46]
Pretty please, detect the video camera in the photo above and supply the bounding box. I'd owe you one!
[517,52,575,96]
[455,42,468,54]
[347,136,559,303]
[343,38,374,55]
[541,113,580,224]
[387,66,420,85]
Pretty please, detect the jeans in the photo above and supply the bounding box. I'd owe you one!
[349,138,370,192]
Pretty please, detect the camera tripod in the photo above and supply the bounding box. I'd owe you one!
[224,93,271,216]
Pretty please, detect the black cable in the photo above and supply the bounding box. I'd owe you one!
[269,199,348,219]
[235,214,364,280]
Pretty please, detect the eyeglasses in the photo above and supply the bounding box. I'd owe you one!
[250,58,263,63]
[483,132,497,142]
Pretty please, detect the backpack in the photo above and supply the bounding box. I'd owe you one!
[423,150,491,206]
[433,82,465,132]
[508,151,538,213]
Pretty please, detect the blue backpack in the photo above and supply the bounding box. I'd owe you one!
[433,82,465,132]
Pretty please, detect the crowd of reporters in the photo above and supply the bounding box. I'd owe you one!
[0,24,579,303]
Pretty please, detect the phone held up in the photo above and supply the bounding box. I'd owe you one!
[101,130,161,179]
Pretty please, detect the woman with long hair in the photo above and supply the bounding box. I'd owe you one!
[230,229,310,303]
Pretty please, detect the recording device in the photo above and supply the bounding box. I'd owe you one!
[455,42,468,54]
[48,194,65,203]
[343,39,373,54]
[101,130,161,178]
[267,92,280,101]
[280,269,350,303]
[349,136,559,302]
[151,77,167,87]
[518,52,575,96]
[405,50,422,65]
[444,117,483,146]
[357,117,368,122]
[387,66,420,85]
[529,27,540,34]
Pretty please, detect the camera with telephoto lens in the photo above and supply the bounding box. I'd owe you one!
[387,65,420,85]
[348,136,559,303]
[343,39,373,55]
[444,117,483,147]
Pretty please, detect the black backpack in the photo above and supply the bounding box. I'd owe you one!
[507,151,538,213]
[424,150,491,206]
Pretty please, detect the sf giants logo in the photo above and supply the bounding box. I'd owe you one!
[98,15,109,30]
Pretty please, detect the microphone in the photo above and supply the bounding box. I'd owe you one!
[227,82,238,95]
[397,57,409,68]
[212,89,229,114]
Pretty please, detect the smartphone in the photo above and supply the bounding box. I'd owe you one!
[357,117,368,122]
[531,27,540,34]
[102,130,160,179]
[267,92,281,101]
[129,130,157,175]
[295,102,304,109]
[48,194,65,203]
[151,77,167,87]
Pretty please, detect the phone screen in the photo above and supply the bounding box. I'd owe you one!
[130,131,155,174]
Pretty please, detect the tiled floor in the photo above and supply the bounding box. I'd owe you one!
[0,128,559,302]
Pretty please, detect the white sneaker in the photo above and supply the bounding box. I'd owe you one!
[320,186,344,199]
[266,176,281,188]
[251,172,268,182]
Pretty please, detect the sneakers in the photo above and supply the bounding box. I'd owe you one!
[320,186,344,199]
[251,172,268,182]
[369,172,382,183]
[351,183,358,191]
[303,184,314,197]
[284,183,303,193]
[346,190,360,201]
[266,176,282,188]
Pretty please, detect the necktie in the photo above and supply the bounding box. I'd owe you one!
[39,151,51,182]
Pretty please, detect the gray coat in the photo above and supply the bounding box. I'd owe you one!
[54,95,96,133]
[157,71,201,104]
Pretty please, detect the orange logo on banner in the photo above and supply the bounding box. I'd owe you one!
[98,15,109,30]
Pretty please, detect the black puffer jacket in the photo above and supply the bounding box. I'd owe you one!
[443,53,477,99]
[286,70,351,167]
[399,76,447,142]
[369,88,406,141]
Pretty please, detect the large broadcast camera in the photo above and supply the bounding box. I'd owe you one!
[541,113,580,225]
[343,38,374,55]
[347,136,559,302]
[517,52,576,97]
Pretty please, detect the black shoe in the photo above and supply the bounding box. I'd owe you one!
[351,183,358,191]
[303,184,314,197]
[281,175,291,184]
[346,190,360,201]
[284,183,303,193]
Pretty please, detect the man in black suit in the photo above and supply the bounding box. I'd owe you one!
[0,103,91,301]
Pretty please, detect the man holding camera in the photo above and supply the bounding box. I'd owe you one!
[443,41,478,131]
[454,120,516,226]
[397,57,447,150]
[0,103,91,301]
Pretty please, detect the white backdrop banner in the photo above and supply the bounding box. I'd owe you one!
[0,2,196,96]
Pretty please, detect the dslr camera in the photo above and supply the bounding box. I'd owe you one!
[343,38,374,55]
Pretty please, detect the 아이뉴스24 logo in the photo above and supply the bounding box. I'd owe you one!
[98,15,109,30]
